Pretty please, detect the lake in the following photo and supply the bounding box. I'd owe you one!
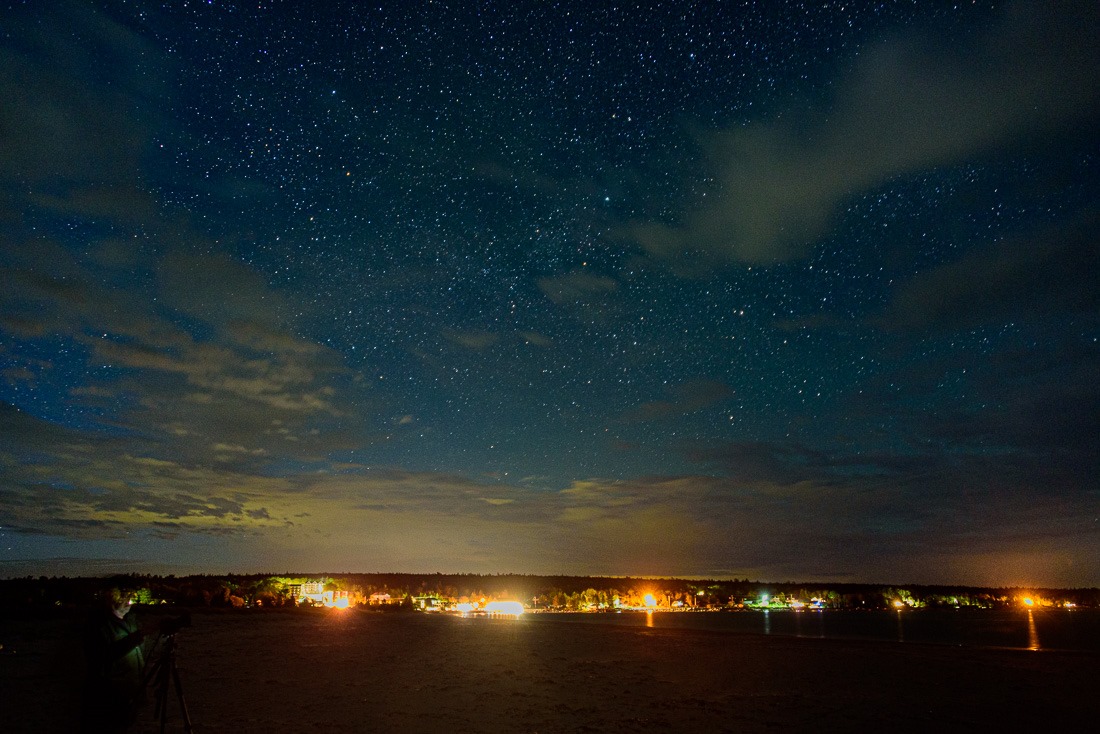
[523,607,1100,652]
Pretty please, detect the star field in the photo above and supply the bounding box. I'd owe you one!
[1,1,1097,584]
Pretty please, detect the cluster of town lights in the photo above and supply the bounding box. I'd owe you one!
[295,583,350,609]
[1019,595,1076,609]
[454,600,525,617]
[299,586,1081,613]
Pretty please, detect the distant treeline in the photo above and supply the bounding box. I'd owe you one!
[1,572,1097,613]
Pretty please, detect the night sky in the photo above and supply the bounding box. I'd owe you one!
[2,1,1097,586]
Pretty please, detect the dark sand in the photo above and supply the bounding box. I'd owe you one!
[3,608,1096,732]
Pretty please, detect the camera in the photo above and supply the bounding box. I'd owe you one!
[159,612,192,636]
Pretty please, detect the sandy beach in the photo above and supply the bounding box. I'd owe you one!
[3,608,1096,732]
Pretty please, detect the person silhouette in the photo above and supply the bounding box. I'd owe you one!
[80,587,147,732]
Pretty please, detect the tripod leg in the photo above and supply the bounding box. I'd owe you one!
[171,661,194,733]
[143,660,162,719]
[157,661,171,734]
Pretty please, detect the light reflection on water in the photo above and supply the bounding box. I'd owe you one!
[1027,610,1041,650]
[525,608,1096,651]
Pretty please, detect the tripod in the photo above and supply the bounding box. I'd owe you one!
[141,633,193,733]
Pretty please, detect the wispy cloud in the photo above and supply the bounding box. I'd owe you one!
[538,270,619,304]
[443,330,500,350]
[628,1,1099,267]
[0,0,164,194]
[624,379,733,422]
[535,269,625,329]
[3,396,1095,584]
[881,211,1098,332]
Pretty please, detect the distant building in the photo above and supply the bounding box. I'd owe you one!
[296,581,351,608]
[415,596,448,611]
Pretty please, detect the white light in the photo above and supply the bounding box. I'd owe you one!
[484,601,524,616]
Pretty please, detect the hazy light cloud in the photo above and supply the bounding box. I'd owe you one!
[2,393,1095,584]
[537,269,624,325]
[881,212,1098,332]
[629,1,1100,267]
[538,269,619,304]
[0,1,163,191]
[443,330,500,350]
[518,331,553,347]
[0,231,364,464]
[625,379,733,422]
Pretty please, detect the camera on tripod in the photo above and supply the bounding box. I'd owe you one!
[144,611,195,732]
[159,611,192,636]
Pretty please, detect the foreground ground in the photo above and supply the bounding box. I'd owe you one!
[2,608,1096,732]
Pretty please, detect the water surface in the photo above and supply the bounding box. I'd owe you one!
[524,608,1100,651]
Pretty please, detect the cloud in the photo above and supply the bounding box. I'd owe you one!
[627,1,1100,266]
[0,403,297,538]
[8,268,345,460]
[0,406,725,573]
[686,440,833,486]
[30,185,162,226]
[0,208,373,460]
[538,269,619,304]
[2,366,36,385]
[537,269,623,324]
[443,330,500,350]
[0,0,376,485]
[158,251,299,330]
[881,212,1099,331]
[3,403,1095,584]
[518,331,553,347]
[625,379,733,422]
[923,348,1100,486]
[0,1,164,191]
